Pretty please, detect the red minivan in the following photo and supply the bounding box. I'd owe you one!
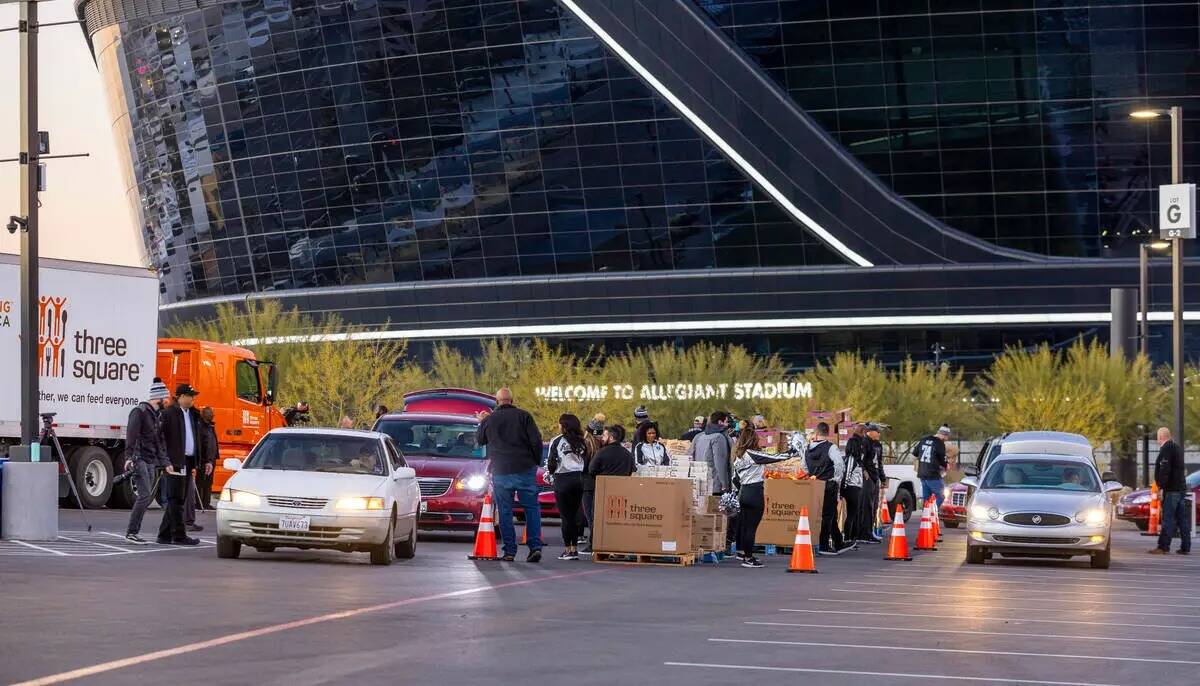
[372,389,559,531]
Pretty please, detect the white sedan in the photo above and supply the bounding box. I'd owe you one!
[216,428,420,565]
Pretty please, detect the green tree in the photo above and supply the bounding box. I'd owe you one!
[288,333,427,427]
[809,352,891,425]
[886,358,978,449]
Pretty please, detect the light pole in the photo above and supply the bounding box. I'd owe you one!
[1140,240,1170,356]
[1131,106,1185,443]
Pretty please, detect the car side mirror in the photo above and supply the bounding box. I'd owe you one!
[393,467,416,480]
[1101,471,1118,483]
[962,465,979,477]
[960,476,979,489]
[223,457,243,472]
[1104,481,1125,493]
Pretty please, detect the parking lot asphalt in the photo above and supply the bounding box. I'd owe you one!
[2,510,1198,686]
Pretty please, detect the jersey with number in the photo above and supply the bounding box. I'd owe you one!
[912,435,947,479]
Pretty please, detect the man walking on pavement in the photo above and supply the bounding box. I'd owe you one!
[184,406,219,529]
[914,425,951,509]
[859,423,886,542]
[1150,426,1191,555]
[157,384,202,545]
[476,388,545,562]
[124,379,169,543]
[807,422,851,556]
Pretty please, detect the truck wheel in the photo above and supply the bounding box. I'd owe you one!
[891,487,915,521]
[217,536,241,559]
[966,543,985,564]
[371,521,395,566]
[68,446,114,509]
[108,450,134,509]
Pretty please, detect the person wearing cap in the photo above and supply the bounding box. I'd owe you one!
[124,379,169,543]
[859,423,886,542]
[632,405,651,427]
[681,416,706,441]
[913,425,952,509]
[185,406,219,526]
[157,384,203,545]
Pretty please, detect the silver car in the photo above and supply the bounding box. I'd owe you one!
[961,453,1124,568]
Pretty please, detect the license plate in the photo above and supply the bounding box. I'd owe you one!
[419,501,428,513]
[278,515,310,532]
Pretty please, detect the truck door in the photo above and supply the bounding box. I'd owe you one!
[233,358,267,446]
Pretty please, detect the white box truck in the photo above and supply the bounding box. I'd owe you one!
[0,254,159,507]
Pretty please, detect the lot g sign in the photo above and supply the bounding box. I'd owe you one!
[1159,183,1196,239]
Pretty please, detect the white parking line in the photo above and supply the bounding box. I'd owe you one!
[830,587,1200,610]
[11,540,68,556]
[780,608,1200,630]
[708,637,1200,665]
[812,597,1200,620]
[863,572,1184,591]
[901,563,1200,580]
[663,661,1122,686]
[746,621,1200,646]
[58,536,135,553]
[844,578,1200,599]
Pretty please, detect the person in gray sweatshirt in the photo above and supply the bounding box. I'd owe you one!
[689,411,734,494]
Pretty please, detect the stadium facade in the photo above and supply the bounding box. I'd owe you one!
[76,0,1200,369]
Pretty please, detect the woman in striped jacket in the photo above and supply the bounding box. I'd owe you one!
[731,421,792,568]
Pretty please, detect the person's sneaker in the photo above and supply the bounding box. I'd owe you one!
[171,537,200,546]
[155,537,173,545]
[1177,549,1191,555]
[527,549,543,563]
[186,524,204,532]
[741,556,764,568]
[837,543,858,554]
[857,538,880,544]
[558,550,579,561]
[580,545,592,554]
[1148,547,1168,555]
[734,551,748,561]
[816,547,840,557]
[500,554,516,562]
[125,533,147,544]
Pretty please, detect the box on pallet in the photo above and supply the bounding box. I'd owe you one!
[696,495,722,514]
[593,476,695,555]
[692,530,721,551]
[691,513,725,534]
[756,478,825,546]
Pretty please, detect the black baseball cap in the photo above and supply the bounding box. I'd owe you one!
[175,383,200,397]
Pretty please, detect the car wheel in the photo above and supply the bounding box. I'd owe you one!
[395,517,417,559]
[217,536,241,559]
[371,521,395,566]
[1134,520,1149,532]
[891,487,915,521]
[944,521,959,529]
[1091,544,1111,569]
[965,543,985,564]
[67,446,114,509]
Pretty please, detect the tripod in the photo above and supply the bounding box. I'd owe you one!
[39,412,93,532]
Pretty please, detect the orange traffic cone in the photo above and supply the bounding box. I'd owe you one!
[885,505,912,561]
[928,496,943,541]
[879,496,892,525]
[787,506,819,573]
[520,524,527,545]
[1143,483,1161,537]
[468,495,500,560]
[915,500,937,551]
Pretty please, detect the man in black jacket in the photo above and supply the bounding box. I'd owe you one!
[913,426,951,509]
[806,423,850,555]
[1151,427,1191,554]
[477,388,544,562]
[124,379,169,543]
[858,423,886,542]
[185,406,219,527]
[157,384,202,546]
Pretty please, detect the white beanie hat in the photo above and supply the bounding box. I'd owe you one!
[148,379,169,401]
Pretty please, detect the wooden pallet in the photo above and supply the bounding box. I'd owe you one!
[593,551,696,566]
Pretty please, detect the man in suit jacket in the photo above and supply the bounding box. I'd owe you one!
[157,384,202,545]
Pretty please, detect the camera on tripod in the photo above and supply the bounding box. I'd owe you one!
[282,401,311,426]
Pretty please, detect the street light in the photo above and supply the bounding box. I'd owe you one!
[1131,105,1185,444]
[1140,240,1171,356]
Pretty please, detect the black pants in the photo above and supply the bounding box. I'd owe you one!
[552,472,584,547]
[197,468,213,509]
[737,482,765,555]
[860,477,880,537]
[157,473,187,542]
[842,485,863,542]
[582,490,595,531]
[819,480,844,551]
[719,491,738,547]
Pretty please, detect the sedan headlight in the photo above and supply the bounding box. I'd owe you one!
[456,474,488,492]
[220,489,261,507]
[1076,508,1107,525]
[970,505,1000,521]
[1128,494,1151,505]
[335,497,385,511]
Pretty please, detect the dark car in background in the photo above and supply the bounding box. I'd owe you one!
[1117,470,1200,531]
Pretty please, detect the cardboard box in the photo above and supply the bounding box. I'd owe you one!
[692,513,725,534]
[756,478,826,546]
[593,476,694,555]
[691,530,720,551]
[698,495,722,514]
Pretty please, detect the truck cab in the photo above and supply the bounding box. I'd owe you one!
[154,339,286,494]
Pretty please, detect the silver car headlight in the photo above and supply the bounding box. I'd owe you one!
[969,505,999,521]
[1075,508,1107,525]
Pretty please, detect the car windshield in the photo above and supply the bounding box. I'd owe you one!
[981,458,1099,492]
[244,434,386,476]
[375,419,483,459]
[1187,470,1200,489]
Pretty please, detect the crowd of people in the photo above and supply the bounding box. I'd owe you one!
[123,379,219,546]
[475,389,957,569]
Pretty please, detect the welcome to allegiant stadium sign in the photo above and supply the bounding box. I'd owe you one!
[534,381,813,403]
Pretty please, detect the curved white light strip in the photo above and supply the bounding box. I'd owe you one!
[557,0,874,268]
[232,310,1195,346]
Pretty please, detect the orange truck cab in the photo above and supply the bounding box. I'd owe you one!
[155,338,287,493]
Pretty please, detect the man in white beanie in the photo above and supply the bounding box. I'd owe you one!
[124,378,169,543]
[912,425,952,510]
